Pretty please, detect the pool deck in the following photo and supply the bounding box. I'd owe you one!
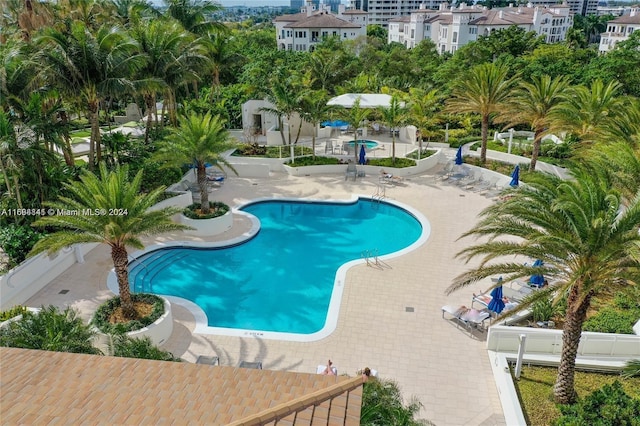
[25,161,507,425]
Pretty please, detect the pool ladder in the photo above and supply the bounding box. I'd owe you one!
[361,249,390,269]
[372,184,386,202]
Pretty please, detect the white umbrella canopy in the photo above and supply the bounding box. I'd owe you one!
[327,93,398,108]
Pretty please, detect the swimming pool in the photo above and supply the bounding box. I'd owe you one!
[346,140,379,149]
[124,198,428,341]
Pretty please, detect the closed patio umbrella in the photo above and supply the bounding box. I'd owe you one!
[487,280,505,314]
[455,146,463,165]
[358,143,366,165]
[530,259,545,287]
[510,164,520,187]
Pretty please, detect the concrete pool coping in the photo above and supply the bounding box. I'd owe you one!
[117,195,431,342]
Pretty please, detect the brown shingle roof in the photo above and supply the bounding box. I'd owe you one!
[285,13,361,29]
[610,13,640,24]
[0,347,362,425]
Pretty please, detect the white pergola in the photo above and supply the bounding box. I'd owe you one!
[326,93,394,108]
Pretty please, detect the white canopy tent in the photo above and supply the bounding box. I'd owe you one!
[327,93,394,108]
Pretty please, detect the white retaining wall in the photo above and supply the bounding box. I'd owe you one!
[0,243,99,311]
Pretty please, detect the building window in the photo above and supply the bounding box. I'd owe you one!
[287,44,292,50]
[426,25,430,31]
[411,29,415,38]
[452,31,457,42]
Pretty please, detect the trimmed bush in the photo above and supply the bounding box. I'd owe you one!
[405,149,437,160]
[583,307,636,334]
[286,156,340,166]
[368,157,416,168]
[0,224,46,267]
[110,334,181,362]
[182,202,229,220]
[92,293,165,334]
[554,381,640,426]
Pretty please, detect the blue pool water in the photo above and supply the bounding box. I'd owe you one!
[346,140,379,149]
[129,199,422,335]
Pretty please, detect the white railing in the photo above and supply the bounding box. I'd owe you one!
[487,325,640,359]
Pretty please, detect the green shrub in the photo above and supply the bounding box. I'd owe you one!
[0,305,100,354]
[405,149,437,160]
[532,298,556,322]
[109,334,181,362]
[554,381,640,426]
[232,144,313,158]
[361,377,429,426]
[0,306,28,321]
[286,156,340,166]
[613,287,640,310]
[583,307,636,334]
[92,293,165,334]
[182,202,229,220]
[368,157,416,168]
[0,224,46,267]
[622,360,640,379]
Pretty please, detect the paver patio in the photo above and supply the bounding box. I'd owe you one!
[25,160,507,425]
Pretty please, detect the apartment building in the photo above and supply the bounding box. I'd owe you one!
[388,2,573,53]
[275,3,367,51]
[523,0,597,16]
[599,8,640,53]
[349,0,448,26]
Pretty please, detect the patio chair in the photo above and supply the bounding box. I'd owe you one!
[345,163,357,181]
[434,163,454,182]
[325,140,333,154]
[441,305,491,335]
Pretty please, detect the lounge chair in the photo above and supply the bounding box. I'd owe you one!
[441,305,490,335]
[434,163,454,181]
[317,364,338,375]
[345,163,357,181]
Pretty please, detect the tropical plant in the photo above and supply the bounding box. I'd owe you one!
[548,79,625,145]
[621,359,640,379]
[0,305,28,321]
[496,75,569,171]
[339,97,371,163]
[408,87,442,156]
[378,94,408,165]
[446,163,640,404]
[554,381,640,426]
[360,377,431,426]
[155,111,236,215]
[0,223,45,267]
[299,88,333,160]
[93,293,165,334]
[163,0,225,35]
[109,334,181,361]
[29,163,188,318]
[34,21,145,169]
[0,305,101,354]
[446,62,516,163]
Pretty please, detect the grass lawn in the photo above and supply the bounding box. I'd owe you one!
[515,366,640,425]
[70,129,91,138]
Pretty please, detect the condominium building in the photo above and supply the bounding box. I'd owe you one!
[599,8,640,53]
[291,0,343,13]
[523,0,597,16]
[349,0,448,26]
[388,2,573,53]
[275,2,367,51]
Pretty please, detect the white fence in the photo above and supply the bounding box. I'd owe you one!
[487,325,640,359]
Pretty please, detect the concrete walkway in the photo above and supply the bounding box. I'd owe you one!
[25,165,507,425]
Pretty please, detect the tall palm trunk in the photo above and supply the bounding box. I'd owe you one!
[197,165,210,214]
[0,159,12,197]
[143,93,155,145]
[530,127,543,171]
[88,100,101,170]
[392,134,397,165]
[554,285,593,404]
[112,244,135,318]
[59,110,75,167]
[211,67,220,92]
[480,114,489,164]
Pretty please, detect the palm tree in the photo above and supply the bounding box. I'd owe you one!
[163,0,225,35]
[548,79,625,144]
[29,163,188,318]
[408,88,442,158]
[0,305,101,354]
[155,111,236,215]
[378,94,408,165]
[446,63,516,163]
[496,75,569,171]
[299,89,334,160]
[447,164,640,404]
[34,21,145,169]
[339,97,371,163]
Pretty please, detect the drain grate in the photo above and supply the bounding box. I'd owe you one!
[59,289,69,294]
[405,307,414,312]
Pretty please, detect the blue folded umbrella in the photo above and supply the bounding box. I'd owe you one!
[510,165,520,187]
[455,146,463,165]
[530,259,545,287]
[358,143,366,165]
[488,285,505,314]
